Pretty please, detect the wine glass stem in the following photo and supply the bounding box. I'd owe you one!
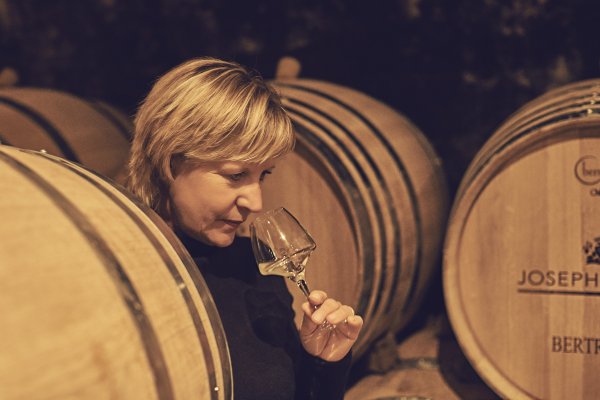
[296,279,310,297]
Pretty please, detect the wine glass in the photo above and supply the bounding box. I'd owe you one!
[249,207,316,297]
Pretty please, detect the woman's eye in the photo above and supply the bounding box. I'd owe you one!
[260,170,272,182]
[227,172,246,181]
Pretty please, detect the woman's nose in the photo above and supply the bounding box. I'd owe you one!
[237,183,263,213]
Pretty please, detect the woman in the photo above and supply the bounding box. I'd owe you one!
[126,57,363,399]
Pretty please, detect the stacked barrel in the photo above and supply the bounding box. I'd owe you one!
[0,86,234,399]
[0,87,132,183]
[0,146,232,400]
[241,66,450,358]
[444,79,600,399]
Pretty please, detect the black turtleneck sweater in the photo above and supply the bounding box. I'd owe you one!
[177,232,352,400]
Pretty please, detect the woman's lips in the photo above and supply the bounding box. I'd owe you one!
[222,219,242,228]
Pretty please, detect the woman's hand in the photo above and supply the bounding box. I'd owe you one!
[299,290,364,362]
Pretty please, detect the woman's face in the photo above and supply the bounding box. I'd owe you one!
[167,159,276,247]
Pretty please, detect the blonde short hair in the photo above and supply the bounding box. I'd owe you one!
[126,57,295,211]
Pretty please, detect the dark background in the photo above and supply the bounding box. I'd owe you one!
[2,0,600,394]
[3,0,600,195]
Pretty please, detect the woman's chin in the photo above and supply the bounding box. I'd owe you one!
[204,232,236,247]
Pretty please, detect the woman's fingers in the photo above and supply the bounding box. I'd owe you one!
[323,304,354,325]
[299,291,364,360]
[339,314,364,340]
[307,290,327,306]
[310,298,341,324]
[303,299,356,325]
[302,290,363,336]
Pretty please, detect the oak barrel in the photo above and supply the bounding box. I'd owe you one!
[0,145,232,400]
[444,79,600,399]
[0,87,132,182]
[242,77,449,358]
[456,78,600,198]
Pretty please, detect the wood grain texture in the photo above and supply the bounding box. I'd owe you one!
[0,88,131,182]
[0,146,232,400]
[456,79,600,204]
[445,81,600,399]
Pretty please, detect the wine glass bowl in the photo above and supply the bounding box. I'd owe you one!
[250,207,317,297]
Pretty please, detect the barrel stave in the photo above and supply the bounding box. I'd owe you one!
[0,146,231,400]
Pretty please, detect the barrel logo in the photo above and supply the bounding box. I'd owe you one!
[584,237,600,265]
[575,155,600,185]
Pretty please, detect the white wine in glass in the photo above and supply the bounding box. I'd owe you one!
[249,207,316,297]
